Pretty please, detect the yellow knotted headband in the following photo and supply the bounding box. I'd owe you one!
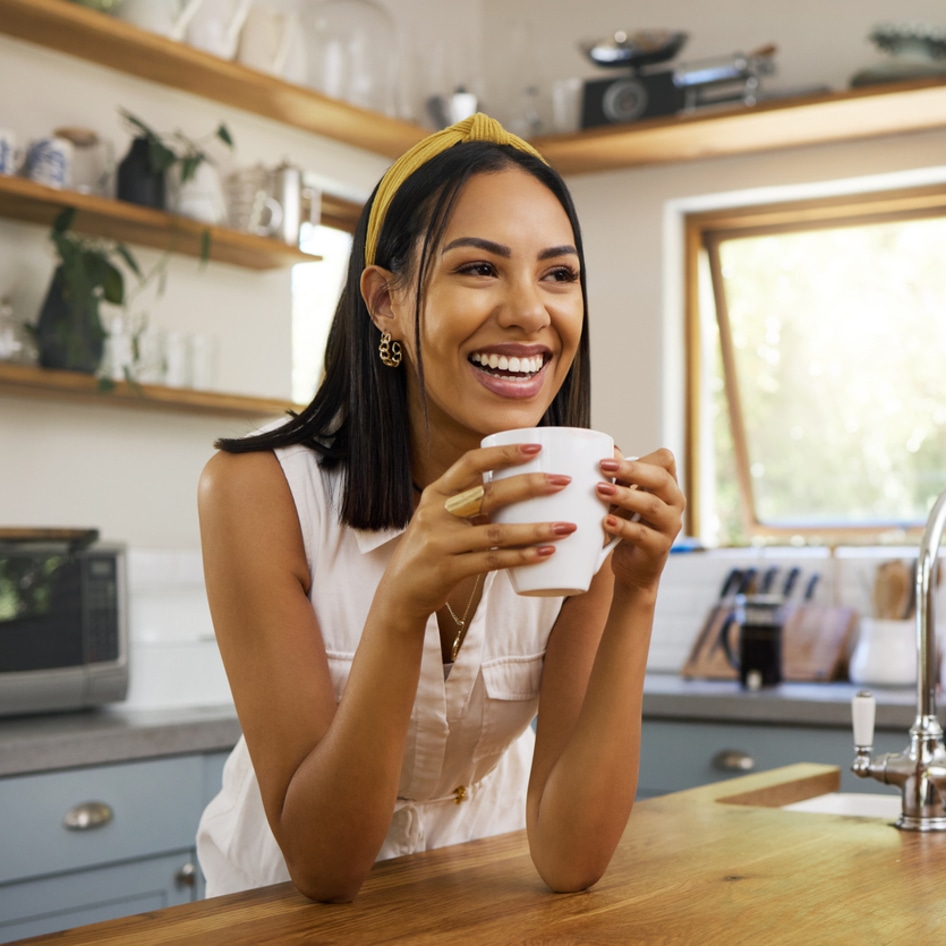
[364,113,548,267]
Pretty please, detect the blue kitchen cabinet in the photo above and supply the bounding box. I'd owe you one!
[638,718,908,798]
[0,750,230,942]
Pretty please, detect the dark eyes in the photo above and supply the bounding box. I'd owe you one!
[455,262,579,282]
[546,266,579,283]
[457,261,496,277]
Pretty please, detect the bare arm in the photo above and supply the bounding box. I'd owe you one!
[198,445,576,901]
[198,451,428,901]
[526,448,685,892]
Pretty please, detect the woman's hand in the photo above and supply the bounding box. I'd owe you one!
[382,443,577,623]
[595,448,685,594]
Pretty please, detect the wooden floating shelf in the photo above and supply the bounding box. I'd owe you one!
[0,0,427,159]
[0,175,321,270]
[0,362,302,418]
[533,77,946,175]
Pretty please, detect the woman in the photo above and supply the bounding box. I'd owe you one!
[196,114,685,902]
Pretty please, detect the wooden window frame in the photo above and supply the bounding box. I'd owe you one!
[684,182,946,542]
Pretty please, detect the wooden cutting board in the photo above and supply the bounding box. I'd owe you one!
[681,604,858,682]
[781,605,858,681]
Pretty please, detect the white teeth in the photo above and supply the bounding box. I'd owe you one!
[471,352,544,376]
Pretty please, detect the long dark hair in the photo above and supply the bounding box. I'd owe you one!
[217,141,592,530]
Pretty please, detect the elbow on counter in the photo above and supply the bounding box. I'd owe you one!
[533,854,610,896]
[286,856,371,904]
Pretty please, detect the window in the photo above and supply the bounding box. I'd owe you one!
[686,184,946,546]
[292,223,354,404]
[291,191,361,404]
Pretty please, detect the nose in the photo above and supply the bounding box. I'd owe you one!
[496,277,551,334]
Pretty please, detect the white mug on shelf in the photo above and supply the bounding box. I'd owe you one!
[185,0,252,59]
[25,136,74,189]
[172,161,228,225]
[0,128,21,176]
[117,0,206,41]
[237,3,307,84]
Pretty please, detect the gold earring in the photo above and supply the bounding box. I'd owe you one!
[378,331,402,368]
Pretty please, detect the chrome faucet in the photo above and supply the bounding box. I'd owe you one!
[851,487,946,830]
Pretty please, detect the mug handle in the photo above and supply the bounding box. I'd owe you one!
[248,190,283,236]
[594,534,622,573]
[593,455,641,572]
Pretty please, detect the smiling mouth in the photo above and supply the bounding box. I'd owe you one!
[469,352,546,378]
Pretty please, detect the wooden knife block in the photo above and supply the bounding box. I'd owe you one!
[681,605,858,682]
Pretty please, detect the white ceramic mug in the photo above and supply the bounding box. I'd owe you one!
[117,0,206,40]
[0,128,20,175]
[25,136,74,188]
[481,426,620,597]
[185,0,252,58]
[237,4,306,83]
[848,618,916,686]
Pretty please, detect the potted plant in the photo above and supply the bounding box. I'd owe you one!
[34,208,143,374]
[117,109,234,221]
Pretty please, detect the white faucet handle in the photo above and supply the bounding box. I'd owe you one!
[852,690,876,749]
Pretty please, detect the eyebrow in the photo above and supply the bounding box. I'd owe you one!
[442,236,578,261]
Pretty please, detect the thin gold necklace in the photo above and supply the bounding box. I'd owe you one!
[445,573,482,662]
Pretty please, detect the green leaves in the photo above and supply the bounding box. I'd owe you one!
[119,109,235,183]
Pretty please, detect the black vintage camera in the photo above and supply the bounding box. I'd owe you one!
[578,28,776,130]
[581,71,684,127]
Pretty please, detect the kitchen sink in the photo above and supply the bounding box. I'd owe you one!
[781,792,902,818]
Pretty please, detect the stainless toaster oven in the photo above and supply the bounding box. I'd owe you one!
[0,528,128,716]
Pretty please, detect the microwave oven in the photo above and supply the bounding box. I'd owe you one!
[0,529,129,716]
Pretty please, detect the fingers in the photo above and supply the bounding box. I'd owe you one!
[433,442,573,522]
[596,448,685,537]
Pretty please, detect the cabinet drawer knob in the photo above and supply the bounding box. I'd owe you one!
[712,749,755,772]
[176,861,197,888]
[62,800,114,831]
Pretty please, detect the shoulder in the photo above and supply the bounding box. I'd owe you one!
[198,449,311,593]
[198,449,287,512]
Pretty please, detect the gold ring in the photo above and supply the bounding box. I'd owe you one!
[444,485,485,519]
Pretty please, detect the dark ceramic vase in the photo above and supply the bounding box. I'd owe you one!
[116,136,166,210]
[35,266,106,374]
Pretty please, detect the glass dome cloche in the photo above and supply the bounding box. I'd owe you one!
[304,0,397,115]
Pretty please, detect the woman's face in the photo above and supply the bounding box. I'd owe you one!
[391,167,585,463]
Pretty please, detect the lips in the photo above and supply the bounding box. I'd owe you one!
[468,347,551,399]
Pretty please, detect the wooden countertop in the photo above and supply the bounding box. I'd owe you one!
[11,763,946,944]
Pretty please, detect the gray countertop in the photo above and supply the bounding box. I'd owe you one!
[0,675,926,778]
[642,673,920,730]
[0,703,241,778]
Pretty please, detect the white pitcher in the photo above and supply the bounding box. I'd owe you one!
[117,0,206,42]
[237,4,307,84]
[186,0,253,59]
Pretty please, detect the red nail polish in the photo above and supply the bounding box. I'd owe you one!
[547,474,572,488]
[536,545,556,557]
[552,522,577,535]
[600,459,621,472]
[597,482,617,495]
[520,443,542,455]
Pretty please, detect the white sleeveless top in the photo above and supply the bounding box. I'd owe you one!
[197,442,564,896]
